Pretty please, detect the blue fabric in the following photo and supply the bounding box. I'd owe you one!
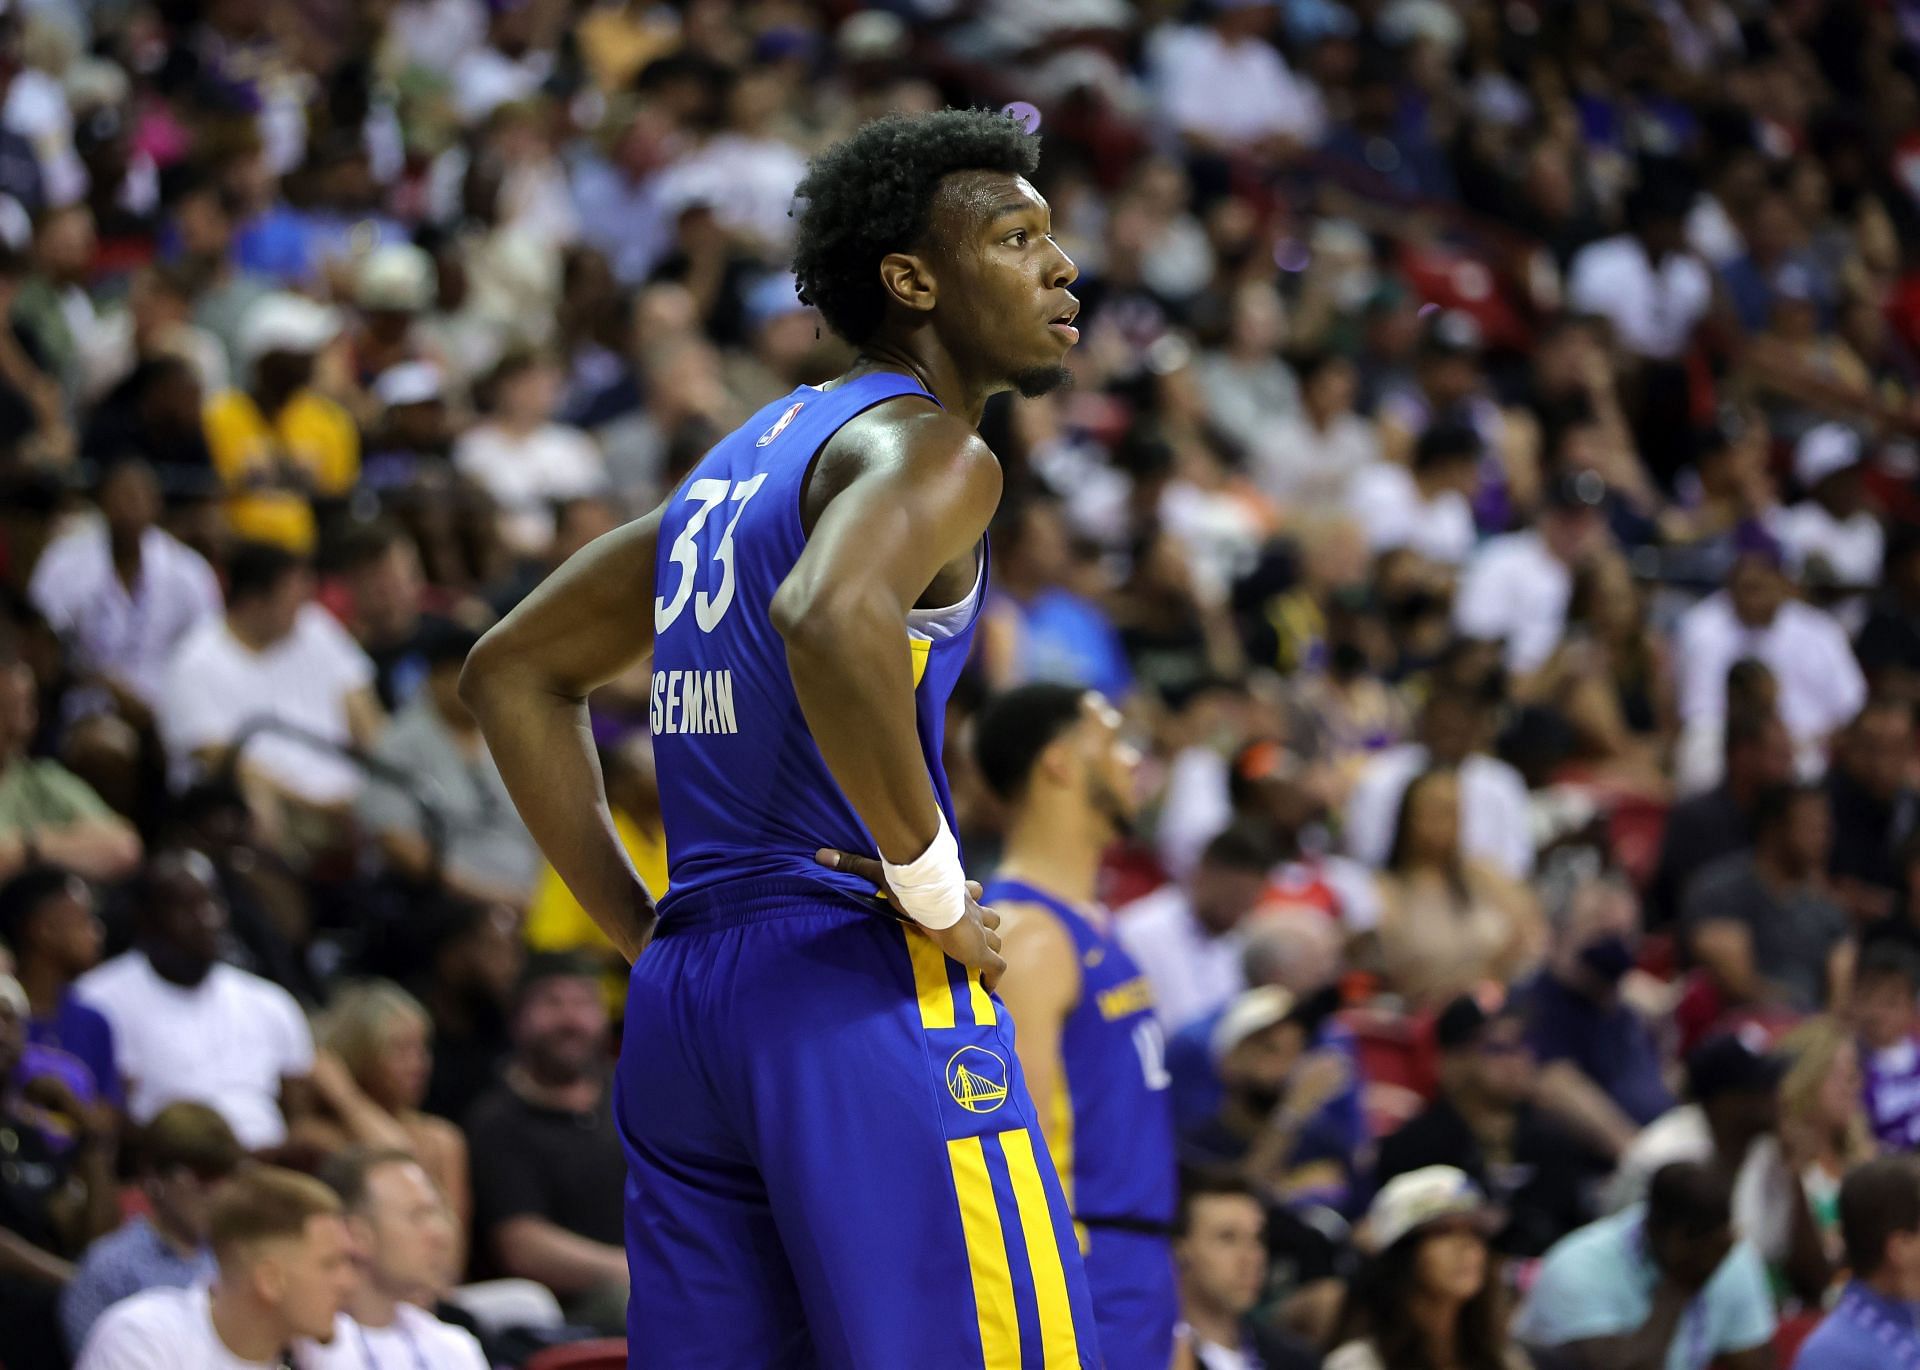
[981,879,1177,1370]
[615,879,1099,1368]
[649,374,980,907]
[1793,1282,1920,1369]
[1516,1208,1775,1369]
[998,588,1133,701]
[1517,971,1673,1127]
[59,1217,214,1355]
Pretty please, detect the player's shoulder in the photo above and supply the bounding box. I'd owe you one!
[830,393,995,477]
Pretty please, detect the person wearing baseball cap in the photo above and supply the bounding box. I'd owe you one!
[1376,989,1610,1257]
[1605,1030,1830,1303]
[1324,1166,1523,1370]
[1772,421,1883,611]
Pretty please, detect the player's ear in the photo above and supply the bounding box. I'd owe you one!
[879,251,937,316]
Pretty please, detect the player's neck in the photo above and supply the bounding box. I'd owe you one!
[847,341,993,426]
[997,814,1103,909]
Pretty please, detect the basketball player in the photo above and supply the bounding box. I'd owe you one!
[947,685,1185,1364]
[461,109,1097,1368]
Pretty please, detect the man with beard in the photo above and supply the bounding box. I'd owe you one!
[463,952,626,1333]
[954,683,1179,1367]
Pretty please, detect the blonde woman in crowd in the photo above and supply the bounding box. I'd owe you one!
[1778,1016,1877,1265]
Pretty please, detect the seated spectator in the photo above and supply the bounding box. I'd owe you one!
[980,488,1132,701]
[1255,350,1377,511]
[0,972,117,1370]
[465,953,626,1333]
[1776,1016,1875,1263]
[358,624,539,906]
[58,1102,244,1355]
[335,519,464,713]
[1672,657,1797,802]
[1180,986,1361,1208]
[0,652,142,883]
[1174,1173,1321,1370]
[1792,1155,1920,1368]
[1325,1167,1522,1370]
[1825,696,1916,927]
[73,849,318,1151]
[1517,1160,1774,1370]
[1344,681,1535,880]
[157,542,386,839]
[310,1147,487,1370]
[26,457,222,719]
[1517,864,1673,1143]
[453,349,608,560]
[1609,1033,1829,1300]
[1647,704,1796,930]
[1453,473,1611,676]
[1854,942,1920,1149]
[75,1166,357,1370]
[1675,545,1866,754]
[1373,769,1543,1007]
[0,865,120,1108]
[408,897,525,1124]
[1771,423,1884,610]
[312,981,470,1250]
[203,292,359,555]
[1684,783,1851,1015]
[1346,420,1480,568]
[1855,524,1920,702]
[1118,822,1276,1034]
[1377,991,1608,1258]
[170,778,320,1004]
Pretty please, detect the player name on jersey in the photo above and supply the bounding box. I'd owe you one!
[651,669,740,735]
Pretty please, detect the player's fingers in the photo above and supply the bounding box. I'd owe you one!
[966,880,984,900]
[983,927,1002,956]
[816,847,886,884]
[977,903,1001,931]
[980,949,1008,994]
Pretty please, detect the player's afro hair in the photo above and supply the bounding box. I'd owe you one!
[791,108,1040,346]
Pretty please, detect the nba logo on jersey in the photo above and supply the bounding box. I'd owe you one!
[756,401,806,447]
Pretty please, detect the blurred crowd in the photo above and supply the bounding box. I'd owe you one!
[10,0,1920,1367]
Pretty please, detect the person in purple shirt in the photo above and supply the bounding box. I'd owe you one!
[1792,1155,1920,1369]
[0,866,120,1109]
[1855,942,1920,1150]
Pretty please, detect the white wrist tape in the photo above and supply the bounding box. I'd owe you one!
[881,812,968,931]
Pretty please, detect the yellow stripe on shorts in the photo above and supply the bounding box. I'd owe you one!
[947,1136,1021,1368]
[967,975,997,1026]
[999,1128,1082,1369]
[904,926,956,1030]
[909,635,932,687]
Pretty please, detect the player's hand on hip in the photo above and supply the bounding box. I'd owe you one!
[816,848,1004,990]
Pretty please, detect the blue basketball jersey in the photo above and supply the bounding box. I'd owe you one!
[649,373,982,906]
[982,879,1178,1228]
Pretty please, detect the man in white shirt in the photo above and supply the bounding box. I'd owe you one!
[73,849,317,1151]
[76,1165,357,1370]
[1346,420,1480,568]
[1674,547,1866,751]
[1254,351,1378,510]
[158,542,385,815]
[1148,0,1325,154]
[1345,682,1534,879]
[309,1149,487,1370]
[1770,423,1884,622]
[28,458,222,713]
[1568,182,1713,363]
[1118,825,1276,1033]
[1453,472,1610,675]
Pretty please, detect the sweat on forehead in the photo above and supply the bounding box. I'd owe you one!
[926,171,1045,244]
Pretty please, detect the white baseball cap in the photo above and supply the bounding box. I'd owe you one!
[1364,1166,1501,1253]
[356,243,436,313]
[1794,423,1864,490]
[1209,985,1298,1063]
[239,292,341,364]
[373,361,445,409]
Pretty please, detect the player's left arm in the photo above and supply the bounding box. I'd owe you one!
[461,508,666,962]
[992,902,1081,1161]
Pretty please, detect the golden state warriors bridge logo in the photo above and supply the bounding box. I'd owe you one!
[946,1046,1010,1114]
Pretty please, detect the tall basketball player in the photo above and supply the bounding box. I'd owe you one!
[461,109,1098,1368]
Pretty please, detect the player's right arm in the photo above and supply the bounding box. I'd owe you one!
[460,509,665,962]
[772,404,1005,985]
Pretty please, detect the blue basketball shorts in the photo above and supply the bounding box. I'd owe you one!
[614,878,1103,1368]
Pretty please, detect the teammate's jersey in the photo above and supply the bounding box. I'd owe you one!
[649,373,982,906]
[983,878,1178,1227]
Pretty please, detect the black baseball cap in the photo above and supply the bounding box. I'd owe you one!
[1685,1031,1786,1101]
[1435,987,1522,1051]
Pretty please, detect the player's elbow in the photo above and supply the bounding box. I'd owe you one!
[771,579,875,658]
[457,626,512,713]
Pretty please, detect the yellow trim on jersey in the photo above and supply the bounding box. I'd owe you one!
[999,1128,1083,1369]
[909,635,932,687]
[904,927,956,1030]
[968,976,997,1026]
[947,1136,1021,1368]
